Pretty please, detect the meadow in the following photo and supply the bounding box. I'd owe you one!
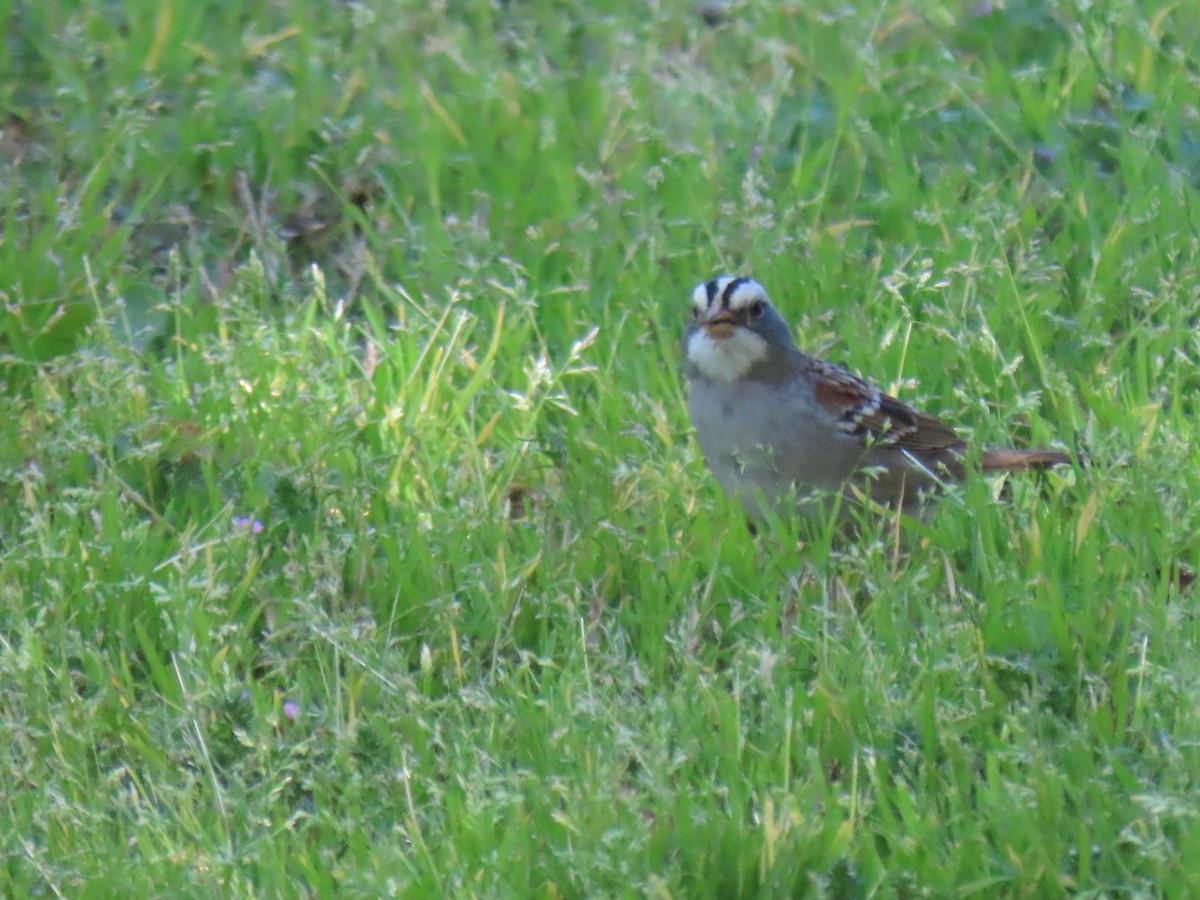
[2,0,1199,895]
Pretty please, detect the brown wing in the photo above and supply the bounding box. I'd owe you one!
[811,361,965,453]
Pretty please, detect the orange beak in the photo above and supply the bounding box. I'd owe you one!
[703,309,737,338]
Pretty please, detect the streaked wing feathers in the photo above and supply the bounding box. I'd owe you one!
[811,362,964,453]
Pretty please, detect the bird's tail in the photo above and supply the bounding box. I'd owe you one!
[980,448,1073,472]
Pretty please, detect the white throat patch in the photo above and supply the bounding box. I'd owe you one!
[687,327,769,382]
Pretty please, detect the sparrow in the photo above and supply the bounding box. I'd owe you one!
[684,275,1071,518]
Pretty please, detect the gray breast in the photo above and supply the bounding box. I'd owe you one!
[687,375,864,516]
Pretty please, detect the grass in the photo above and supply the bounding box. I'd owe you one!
[2,0,1199,895]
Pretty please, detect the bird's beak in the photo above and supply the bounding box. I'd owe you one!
[703,309,737,338]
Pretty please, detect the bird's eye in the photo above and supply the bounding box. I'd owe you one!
[748,300,766,320]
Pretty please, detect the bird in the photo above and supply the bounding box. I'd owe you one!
[683,275,1071,519]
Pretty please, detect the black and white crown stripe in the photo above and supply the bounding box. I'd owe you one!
[694,276,768,315]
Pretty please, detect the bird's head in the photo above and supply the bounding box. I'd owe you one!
[684,276,795,382]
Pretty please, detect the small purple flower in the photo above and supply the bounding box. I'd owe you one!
[283,701,301,722]
[233,515,265,534]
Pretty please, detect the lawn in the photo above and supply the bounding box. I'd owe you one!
[3,0,1199,896]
